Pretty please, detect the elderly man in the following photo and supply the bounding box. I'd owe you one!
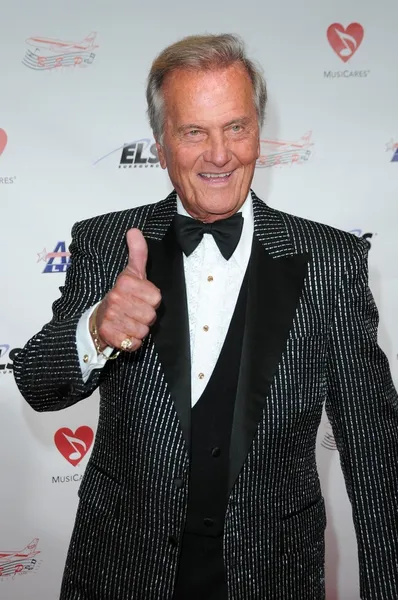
[14,34,398,600]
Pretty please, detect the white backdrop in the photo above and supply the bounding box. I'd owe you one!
[1,0,397,598]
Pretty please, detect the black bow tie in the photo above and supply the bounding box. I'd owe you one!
[173,212,244,260]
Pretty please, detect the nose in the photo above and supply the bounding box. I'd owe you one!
[203,132,232,167]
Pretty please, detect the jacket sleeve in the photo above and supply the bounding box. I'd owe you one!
[13,219,112,411]
[325,239,398,599]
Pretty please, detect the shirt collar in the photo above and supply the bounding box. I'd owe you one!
[176,192,254,268]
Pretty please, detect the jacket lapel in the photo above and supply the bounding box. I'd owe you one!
[228,193,309,492]
[141,190,309,475]
[143,192,191,449]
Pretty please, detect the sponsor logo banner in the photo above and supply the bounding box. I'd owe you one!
[349,229,374,249]
[54,426,94,466]
[256,131,313,168]
[0,345,21,375]
[327,23,364,63]
[22,32,98,70]
[0,129,7,156]
[52,473,84,484]
[386,139,398,162]
[37,242,71,273]
[324,23,369,79]
[0,539,42,579]
[323,69,370,79]
[94,138,160,168]
[0,129,16,184]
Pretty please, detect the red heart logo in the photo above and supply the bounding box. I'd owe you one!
[0,129,7,156]
[54,426,94,466]
[327,23,364,63]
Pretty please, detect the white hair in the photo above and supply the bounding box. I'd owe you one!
[146,33,267,143]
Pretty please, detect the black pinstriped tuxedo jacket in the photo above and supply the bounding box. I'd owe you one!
[14,190,398,599]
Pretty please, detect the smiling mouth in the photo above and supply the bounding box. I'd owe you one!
[198,171,233,181]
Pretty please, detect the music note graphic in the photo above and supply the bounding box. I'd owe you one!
[327,23,364,63]
[63,433,87,461]
[334,29,357,58]
[54,426,94,466]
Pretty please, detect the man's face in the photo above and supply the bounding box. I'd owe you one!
[156,64,260,222]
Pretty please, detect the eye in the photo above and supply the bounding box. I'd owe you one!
[231,124,242,132]
[187,129,200,136]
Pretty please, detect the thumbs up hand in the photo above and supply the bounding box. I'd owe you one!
[125,228,148,280]
[91,229,161,353]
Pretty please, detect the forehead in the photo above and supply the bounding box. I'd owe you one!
[161,64,256,122]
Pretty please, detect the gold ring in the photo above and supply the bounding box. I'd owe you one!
[120,338,133,351]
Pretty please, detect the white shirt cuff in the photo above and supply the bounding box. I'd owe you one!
[76,303,114,383]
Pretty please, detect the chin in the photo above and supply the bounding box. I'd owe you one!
[199,203,240,222]
[212,196,244,212]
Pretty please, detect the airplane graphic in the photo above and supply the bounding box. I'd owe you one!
[0,538,40,562]
[25,32,98,54]
[0,539,41,577]
[22,32,98,70]
[256,131,313,168]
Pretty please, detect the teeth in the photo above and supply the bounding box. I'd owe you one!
[201,172,231,178]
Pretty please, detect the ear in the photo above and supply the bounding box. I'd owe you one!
[155,140,167,170]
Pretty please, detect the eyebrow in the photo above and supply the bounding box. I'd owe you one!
[224,117,251,127]
[177,117,252,134]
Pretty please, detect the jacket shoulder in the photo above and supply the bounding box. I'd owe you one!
[71,202,156,244]
[273,207,368,259]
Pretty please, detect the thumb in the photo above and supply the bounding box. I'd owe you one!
[126,228,148,279]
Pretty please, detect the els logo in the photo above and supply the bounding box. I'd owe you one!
[22,31,98,70]
[386,139,398,162]
[54,426,94,466]
[0,345,21,375]
[349,229,374,250]
[327,23,364,62]
[94,138,160,168]
[0,538,41,579]
[37,242,71,273]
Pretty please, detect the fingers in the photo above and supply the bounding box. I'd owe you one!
[94,288,159,352]
[106,293,157,324]
[116,272,161,308]
[99,309,151,345]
